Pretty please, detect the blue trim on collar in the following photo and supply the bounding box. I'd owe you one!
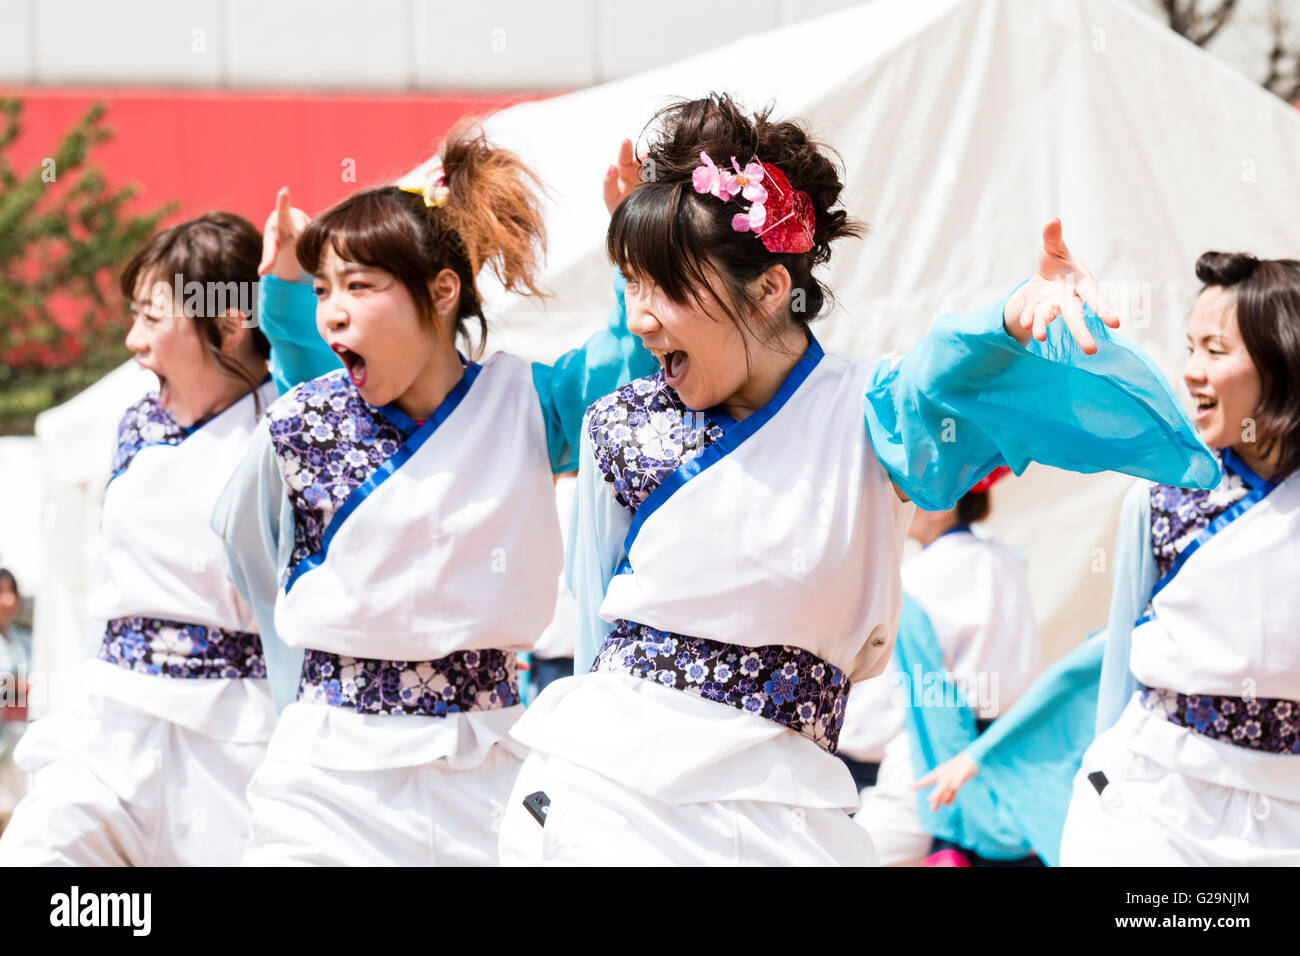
[620,334,825,559]
[706,405,737,430]
[377,400,419,433]
[1221,446,1274,492]
[284,361,482,592]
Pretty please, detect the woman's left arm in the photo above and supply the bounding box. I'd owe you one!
[864,219,1221,510]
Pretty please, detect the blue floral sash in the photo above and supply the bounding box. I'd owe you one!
[592,619,849,753]
[1139,685,1299,755]
[297,648,520,717]
[99,616,266,679]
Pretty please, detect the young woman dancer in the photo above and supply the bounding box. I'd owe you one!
[495,93,1219,866]
[917,252,1300,867]
[214,124,655,864]
[0,213,277,865]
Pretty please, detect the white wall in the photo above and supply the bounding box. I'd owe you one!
[0,0,878,90]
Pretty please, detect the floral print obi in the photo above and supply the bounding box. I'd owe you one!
[298,649,521,717]
[99,617,265,679]
[1139,687,1299,755]
[1141,450,1298,754]
[586,372,850,753]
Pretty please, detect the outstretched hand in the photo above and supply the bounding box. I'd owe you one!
[602,139,643,216]
[1003,218,1118,355]
[258,186,313,284]
[911,751,979,812]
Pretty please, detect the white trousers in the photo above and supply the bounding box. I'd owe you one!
[499,750,879,866]
[1061,717,1300,866]
[0,708,264,866]
[243,742,523,866]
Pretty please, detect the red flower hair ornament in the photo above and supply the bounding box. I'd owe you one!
[691,151,816,254]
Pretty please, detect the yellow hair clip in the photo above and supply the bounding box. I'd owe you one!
[400,166,450,208]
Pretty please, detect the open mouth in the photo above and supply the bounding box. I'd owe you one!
[1193,395,1217,420]
[333,343,368,388]
[650,348,689,387]
[137,360,172,410]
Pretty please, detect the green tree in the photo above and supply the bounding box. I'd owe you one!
[0,99,177,435]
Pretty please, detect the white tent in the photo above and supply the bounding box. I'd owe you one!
[29,361,153,714]
[398,0,1299,662]
[27,0,1300,703]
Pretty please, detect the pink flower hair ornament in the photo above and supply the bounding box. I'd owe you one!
[691,151,815,254]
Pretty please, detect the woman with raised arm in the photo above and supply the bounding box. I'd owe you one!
[916,252,1300,867]
[495,94,1217,866]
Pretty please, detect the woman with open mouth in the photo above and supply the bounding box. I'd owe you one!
[0,213,277,866]
[495,93,1220,866]
[213,123,655,865]
[914,251,1300,867]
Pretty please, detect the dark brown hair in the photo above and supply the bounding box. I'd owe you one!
[607,93,864,351]
[1195,251,1300,474]
[297,120,547,354]
[120,212,271,394]
[956,491,990,525]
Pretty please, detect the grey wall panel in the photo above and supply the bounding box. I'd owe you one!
[33,0,225,84]
[226,0,415,89]
[413,0,598,90]
[0,0,35,82]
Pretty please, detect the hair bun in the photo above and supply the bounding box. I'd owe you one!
[1196,251,1260,287]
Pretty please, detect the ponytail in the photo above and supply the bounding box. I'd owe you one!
[438,120,548,303]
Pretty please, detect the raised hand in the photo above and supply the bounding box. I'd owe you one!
[1003,218,1118,355]
[258,186,313,284]
[602,139,643,216]
[911,750,978,812]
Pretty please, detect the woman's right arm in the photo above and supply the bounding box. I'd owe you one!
[257,187,339,394]
[914,630,1107,810]
[912,481,1154,808]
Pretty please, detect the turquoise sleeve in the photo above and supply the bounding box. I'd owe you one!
[568,417,632,674]
[1094,480,1156,734]
[210,420,306,713]
[259,275,339,395]
[894,593,1033,861]
[863,281,1221,511]
[963,633,1106,866]
[532,271,658,473]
